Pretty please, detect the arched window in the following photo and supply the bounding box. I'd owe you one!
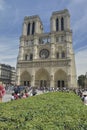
[62,80,65,87]
[56,37,59,42]
[25,54,28,60]
[30,54,33,60]
[61,17,64,31]
[56,52,59,58]
[32,22,35,35]
[62,51,65,58]
[56,18,59,31]
[27,23,30,35]
[61,36,64,42]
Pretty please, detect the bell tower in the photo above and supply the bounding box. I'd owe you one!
[22,15,43,36]
[50,9,70,32]
[50,9,77,88]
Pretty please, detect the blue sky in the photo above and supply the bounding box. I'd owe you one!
[0,0,87,77]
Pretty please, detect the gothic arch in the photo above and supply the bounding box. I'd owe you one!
[27,23,30,35]
[62,51,65,58]
[56,18,59,31]
[61,17,64,30]
[54,69,66,80]
[20,71,31,86]
[35,68,50,88]
[35,68,50,80]
[32,22,35,35]
[54,69,67,87]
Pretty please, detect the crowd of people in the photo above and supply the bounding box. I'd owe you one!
[74,88,87,105]
[11,90,29,100]
[4,85,87,105]
[10,86,37,101]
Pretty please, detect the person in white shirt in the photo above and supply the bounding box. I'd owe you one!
[84,95,87,105]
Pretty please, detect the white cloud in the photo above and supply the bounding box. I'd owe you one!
[0,0,6,10]
[0,52,17,67]
[0,36,18,67]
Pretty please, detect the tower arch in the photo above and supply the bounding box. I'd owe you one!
[27,22,30,35]
[56,18,59,31]
[32,22,35,35]
[61,17,64,30]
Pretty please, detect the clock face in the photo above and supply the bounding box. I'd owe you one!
[39,49,49,59]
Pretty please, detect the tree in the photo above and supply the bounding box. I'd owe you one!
[78,75,86,88]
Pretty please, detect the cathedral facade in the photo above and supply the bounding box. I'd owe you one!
[16,9,77,89]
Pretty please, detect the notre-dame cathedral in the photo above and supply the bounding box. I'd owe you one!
[16,9,77,89]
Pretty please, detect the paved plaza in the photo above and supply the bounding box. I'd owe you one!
[2,93,12,102]
[2,89,44,103]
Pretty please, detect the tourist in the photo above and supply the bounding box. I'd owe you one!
[84,95,87,105]
[14,93,19,100]
[22,93,27,98]
[11,93,15,101]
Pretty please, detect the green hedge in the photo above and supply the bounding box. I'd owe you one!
[0,92,87,130]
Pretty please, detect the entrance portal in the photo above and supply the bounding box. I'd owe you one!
[35,69,50,89]
[54,69,67,88]
[24,81,31,86]
[57,80,65,88]
[40,80,47,90]
[20,71,31,86]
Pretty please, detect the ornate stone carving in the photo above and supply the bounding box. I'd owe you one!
[18,60,69,68]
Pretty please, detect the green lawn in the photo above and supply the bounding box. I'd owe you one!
[0,91,87,130]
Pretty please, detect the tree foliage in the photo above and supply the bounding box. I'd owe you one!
[78,75,86,88]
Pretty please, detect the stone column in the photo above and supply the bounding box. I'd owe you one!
[31,74,35,87]
[17,75,20,86]
[66,43,70,58]
[66,62,72,88]
[65,15,70,30]
[30,22,32,35]
[70,54,77,88]
[35,21,39,33]
[59,17,61,31]
[51,34,55,43]
[33,45,37,59]
[51,18,56,32]
[50,74,54,88]
[22,22,27,36]
[18,40,24,60]
[16,68,20,85]
[34,36,38,45]
[51,43,55,58]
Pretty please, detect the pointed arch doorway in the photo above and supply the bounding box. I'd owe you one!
[54,69,67,88]
[35,69,50,90]
[20,71,31,86]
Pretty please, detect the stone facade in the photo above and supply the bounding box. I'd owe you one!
[16,9,77,89]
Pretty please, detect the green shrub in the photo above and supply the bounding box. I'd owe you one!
[0,92,87,130]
